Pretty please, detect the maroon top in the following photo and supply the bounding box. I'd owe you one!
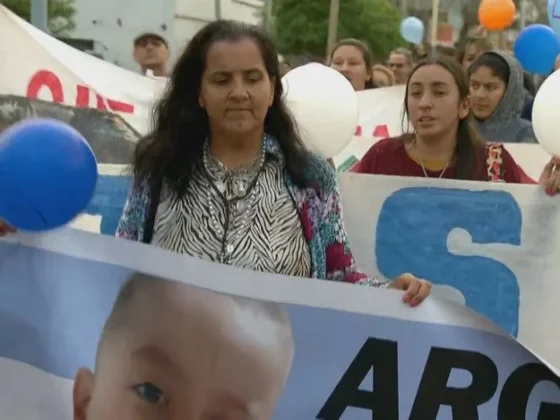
[355,136,523,183]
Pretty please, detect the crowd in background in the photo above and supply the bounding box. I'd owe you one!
[117,19,560,273]
[129,24,560,181]
[4,18,560,330]
[130,24,560,126]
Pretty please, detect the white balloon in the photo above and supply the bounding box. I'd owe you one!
[282,63,358,158]
[532,68,560,156]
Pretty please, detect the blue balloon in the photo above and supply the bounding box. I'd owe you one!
[514,24,560,75]
[0,119,98,231]
[400,17,424,45]
[548,0,560,37]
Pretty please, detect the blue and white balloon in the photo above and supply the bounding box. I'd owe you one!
[400,17,425,45]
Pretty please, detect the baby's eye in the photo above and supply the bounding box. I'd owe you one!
[133,382,165,404]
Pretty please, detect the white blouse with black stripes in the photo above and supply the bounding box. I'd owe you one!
[152,157,312,278]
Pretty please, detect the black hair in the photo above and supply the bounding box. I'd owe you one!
[403,56,485,180]
[468,52,510,86]
[133,20,310,197]
[330,39,375,89]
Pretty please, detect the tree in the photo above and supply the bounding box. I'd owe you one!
[272,0,403,60]
[3,0,76,35]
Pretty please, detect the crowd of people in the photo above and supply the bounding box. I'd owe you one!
[319,35,560,190]
[114,21,560,298]
[0,12,559,419]
[116,20,432,306]
[4,19,560,307]
[118,21,560,294]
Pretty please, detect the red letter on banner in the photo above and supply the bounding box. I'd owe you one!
[96,95,108,111]
[75,85,90,107]
[27,70,135,114]
[372,125,389,138]
[107,99,134,114]
[26,70,64,103]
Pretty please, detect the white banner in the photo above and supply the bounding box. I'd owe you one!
[340,174,560,369]
[0,5,164,161]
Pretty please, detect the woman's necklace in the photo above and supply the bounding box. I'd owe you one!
[413,139,451,179]
[204,146,265,198]
[202,143,266,250]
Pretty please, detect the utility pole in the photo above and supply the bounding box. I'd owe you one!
[430,0,440,56]
[31,0,49,32]
[401,0,408,16]
[326,0,340,59]
[215,0,222,20]
[519,0,527,29]
[262,0,273,32]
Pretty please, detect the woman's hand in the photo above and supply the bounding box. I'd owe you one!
[389,273,432,307]
[539,157,560,196]
[0,220,15,237]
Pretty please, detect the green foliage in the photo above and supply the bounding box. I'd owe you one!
[3,0,76,35]
[273,0,403,60]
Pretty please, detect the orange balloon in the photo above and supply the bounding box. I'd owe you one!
[478,0,516,31]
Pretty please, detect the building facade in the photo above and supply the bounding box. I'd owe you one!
[72,0,264,73]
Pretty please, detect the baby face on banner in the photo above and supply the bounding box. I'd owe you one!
[72,274,294,420]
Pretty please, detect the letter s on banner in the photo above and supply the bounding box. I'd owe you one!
[375,188,522,336]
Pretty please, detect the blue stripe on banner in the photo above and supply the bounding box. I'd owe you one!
[85,175,131,235]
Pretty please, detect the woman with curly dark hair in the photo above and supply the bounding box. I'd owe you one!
[114,20,430,304]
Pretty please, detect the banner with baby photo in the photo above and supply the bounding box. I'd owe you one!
[0,228,559,420]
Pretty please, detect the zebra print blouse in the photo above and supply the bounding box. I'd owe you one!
[152,154,312,277]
